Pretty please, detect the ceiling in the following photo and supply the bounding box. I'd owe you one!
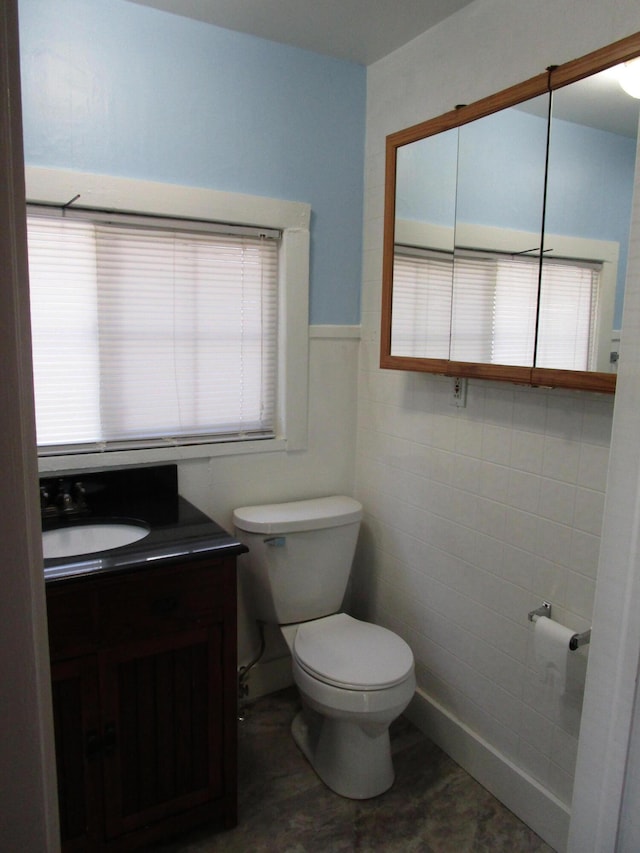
[127,1,639,135]
[126,0,477,65]
[517,68,640,139]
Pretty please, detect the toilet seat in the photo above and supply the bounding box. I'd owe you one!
[293,613,414,690]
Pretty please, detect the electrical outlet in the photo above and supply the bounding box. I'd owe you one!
[451,377,467,407]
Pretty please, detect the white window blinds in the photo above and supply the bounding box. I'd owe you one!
[392,247,601,370]
[391,249,453,358]
[451,252,540,365]
[27,210,279,454]
[537,258,599,370]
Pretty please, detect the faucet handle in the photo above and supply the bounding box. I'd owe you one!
[73,481,88,510]
[40,485,58,517]
[40,485,50,510]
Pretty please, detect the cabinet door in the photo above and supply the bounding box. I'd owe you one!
[99,626,224,840]
[51,657,102,852]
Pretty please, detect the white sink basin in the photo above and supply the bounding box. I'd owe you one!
[43,522,150,560]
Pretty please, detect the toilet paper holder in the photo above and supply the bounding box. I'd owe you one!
[527,601,591,651]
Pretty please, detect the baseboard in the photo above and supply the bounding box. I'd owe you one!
[405,687,570,853]
[243,655,294,702]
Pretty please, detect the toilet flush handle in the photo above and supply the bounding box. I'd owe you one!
[264,536,286,547]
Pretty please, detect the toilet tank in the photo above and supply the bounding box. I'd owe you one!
[233,496,362,625]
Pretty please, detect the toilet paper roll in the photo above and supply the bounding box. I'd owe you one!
[534,616,574,695]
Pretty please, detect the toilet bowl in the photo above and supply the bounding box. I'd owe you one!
[283,613,415,798]
[233,496,416,799]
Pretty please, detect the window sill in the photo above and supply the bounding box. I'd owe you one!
[37,435,289,474]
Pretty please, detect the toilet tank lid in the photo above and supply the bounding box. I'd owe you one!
[233,495,362,534]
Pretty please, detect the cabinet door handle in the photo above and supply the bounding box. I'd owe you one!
[85,729,101,761]
[103,722,118,757]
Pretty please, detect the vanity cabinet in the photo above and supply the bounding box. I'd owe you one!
[47,556,238,852]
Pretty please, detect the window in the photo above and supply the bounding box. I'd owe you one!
[393,247,602,370]
[28,208,280,453]
[25,167,311,467]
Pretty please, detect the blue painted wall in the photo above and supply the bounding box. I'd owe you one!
[18,0,366,325]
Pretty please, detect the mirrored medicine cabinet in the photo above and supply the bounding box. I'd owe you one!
[381,32,640,393]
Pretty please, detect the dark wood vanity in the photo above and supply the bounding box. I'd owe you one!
[47,556,237,852]
[42,466,245,852]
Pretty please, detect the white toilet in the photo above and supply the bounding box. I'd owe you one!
[233,495,415,799]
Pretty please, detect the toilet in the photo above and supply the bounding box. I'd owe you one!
[233,495,415,799]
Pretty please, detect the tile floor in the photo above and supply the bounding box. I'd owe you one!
[151,687,553,852]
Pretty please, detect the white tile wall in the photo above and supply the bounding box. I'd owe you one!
[354,371,606,803]
[352,0,638,817]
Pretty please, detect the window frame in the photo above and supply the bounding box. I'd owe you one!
[25,166,311,473]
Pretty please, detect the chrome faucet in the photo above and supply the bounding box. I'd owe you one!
[58,482,74,513]
[41,479,89,517]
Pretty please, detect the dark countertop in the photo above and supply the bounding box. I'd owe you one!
[42,465,247,584]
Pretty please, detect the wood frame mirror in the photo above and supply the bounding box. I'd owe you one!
[381,32,640,393]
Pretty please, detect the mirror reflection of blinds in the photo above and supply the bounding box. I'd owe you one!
[452,252,540,366]
[27,209,280,454]
[392,247,453,358]
[537,257,600,370]
[392,247,601,370]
